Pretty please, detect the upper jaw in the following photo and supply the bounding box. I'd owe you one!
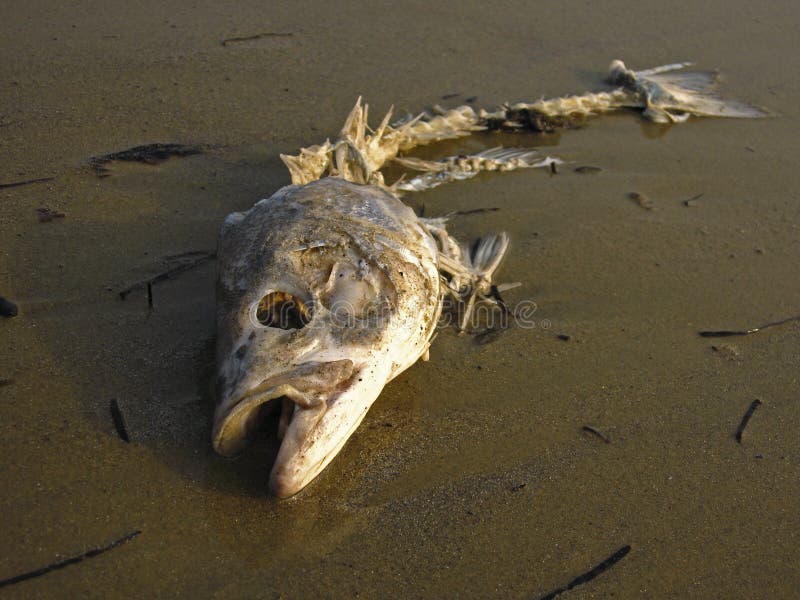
[212,359,355,457]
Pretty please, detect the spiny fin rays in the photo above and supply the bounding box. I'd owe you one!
[281,97,483,191]
[395,148,561,193]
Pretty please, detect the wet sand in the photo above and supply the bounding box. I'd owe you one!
[1,1,799,597]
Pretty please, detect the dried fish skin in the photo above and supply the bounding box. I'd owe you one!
[213,178,441,497]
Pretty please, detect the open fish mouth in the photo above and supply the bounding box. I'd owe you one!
[213,358,382,497]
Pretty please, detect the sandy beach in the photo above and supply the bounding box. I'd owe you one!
[1,1,798,597]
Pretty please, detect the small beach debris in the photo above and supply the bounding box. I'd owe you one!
[710,343,741,361]
[0,296,18,317]
[118,251,215,301]
[441,93,460,100]
[556,334,570,341]
[0,176,55,190]
[510,482,527,492]
[682,192,704,207]
[489,283,515,316]
[90,144,202,176]
[110,399,130,443]
[699,314,800,338]
[735,399,762,444]
[162,249,214,260]
[628,191,655,210]
[451,207,500,217]
[574,166,602,174]
[36,207,66,223]
[582,425,611,444]
[0,378,13,387]
[0,530,141,589]
[474,326,505,345]
[465,96,478,103]
[221,32,293,46]
[538,544,632,600]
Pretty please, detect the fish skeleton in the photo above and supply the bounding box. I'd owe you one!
[213,60,765,497]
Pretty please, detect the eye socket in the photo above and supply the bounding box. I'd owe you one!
[254,291,312,330]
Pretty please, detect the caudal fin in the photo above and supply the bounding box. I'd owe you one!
[609,60,769,122]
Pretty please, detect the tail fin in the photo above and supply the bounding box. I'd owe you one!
[608,60,769,123]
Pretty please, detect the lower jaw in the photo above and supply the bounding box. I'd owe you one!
[267,367,390,497]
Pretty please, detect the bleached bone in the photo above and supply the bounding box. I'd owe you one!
[395,147,562,193]
[280,60,766,188]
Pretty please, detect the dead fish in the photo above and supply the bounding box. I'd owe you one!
[213,60,765,497]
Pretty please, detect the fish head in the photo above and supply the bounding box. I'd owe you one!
[212,179,440,497]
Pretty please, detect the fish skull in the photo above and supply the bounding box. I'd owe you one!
[213,178,441,497]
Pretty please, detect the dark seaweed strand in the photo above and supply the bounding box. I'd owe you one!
[699,330,750,338]
[0,177,56,190]
[474,327,505,345]
[221,32,293,46]
[682,192,704,206]
[110,399,130,443]
[537,545,632,600]
[699,314,800,338]
[452,207,500,217]
[0,296,19,317]
[90,144,202,175]
[118,253,215,300]
[489,285,511,318]
[582,425,611,444]
[163,249,214,260]
[0,530,141,589]
[94,144,201,164]
[735,399,762,444]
